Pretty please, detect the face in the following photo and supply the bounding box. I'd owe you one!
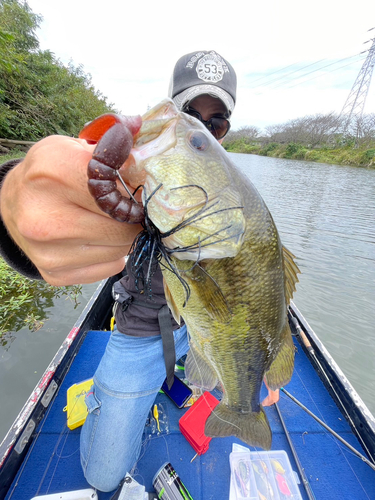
[189,95,228,120]
[186,95,230,143]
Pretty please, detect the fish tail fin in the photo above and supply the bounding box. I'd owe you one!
[205,403,272,450]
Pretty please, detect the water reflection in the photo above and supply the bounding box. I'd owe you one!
[232,153,375,415]
[0,264,82,346]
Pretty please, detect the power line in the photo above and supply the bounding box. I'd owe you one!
[252,52,363,92]
[270,54,363,89]
[245,62,300,85]
[251,54,366,96]
[286,57,366,89]
[248,58,327,89]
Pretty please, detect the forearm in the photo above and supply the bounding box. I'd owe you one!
[0,159,42,279]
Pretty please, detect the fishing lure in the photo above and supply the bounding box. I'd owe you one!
[275,473,292,496]
[79,113,145,223]
[252,461,275,499]
[271,459,286,475]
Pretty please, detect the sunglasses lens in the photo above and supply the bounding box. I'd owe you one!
[209,117,230,139]
[183,107,230,140]
[185,108,202,121]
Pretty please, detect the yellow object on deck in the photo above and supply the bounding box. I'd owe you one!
[153,404,161,432]
[110,316,115,332]
[63,378,94,430]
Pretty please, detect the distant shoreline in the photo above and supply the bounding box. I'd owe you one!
[224,143,375,169]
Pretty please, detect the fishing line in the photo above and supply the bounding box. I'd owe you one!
[279,392,372,500]
[6,383,82,499]
[282,387,375,474]
[36,391,85,495]
[183,333,241,434]
[133,202,236,309]
[274,401,316,500]
[286,372,373,497]
[290,309,375,464]
[42,423,75,495]
[137,430,171,471]
[115,170,139,202]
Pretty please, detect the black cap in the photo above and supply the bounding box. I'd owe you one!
[168,50,237,115]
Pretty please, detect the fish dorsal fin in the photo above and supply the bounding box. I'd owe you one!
[163,278,181,325]
[183,264,232,324]
[282,246,300,304]
[185,342,219,391]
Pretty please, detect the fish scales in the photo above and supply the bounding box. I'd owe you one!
[128,99,299,449]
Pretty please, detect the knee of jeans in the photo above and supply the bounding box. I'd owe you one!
[80,390,102,475]
[83,468,122,493]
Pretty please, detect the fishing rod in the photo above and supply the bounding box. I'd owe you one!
[281,388,375,473]
[288,308,375,465]
[274,402,316,500]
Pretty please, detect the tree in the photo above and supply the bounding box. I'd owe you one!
[0,0,115,140]
[264,113,341,147]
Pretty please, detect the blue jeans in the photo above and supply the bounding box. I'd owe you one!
[80,324,189,492]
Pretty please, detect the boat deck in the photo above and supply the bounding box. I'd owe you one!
[5,330,375,500]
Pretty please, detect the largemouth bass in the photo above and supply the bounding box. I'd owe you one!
[125,99,300,449]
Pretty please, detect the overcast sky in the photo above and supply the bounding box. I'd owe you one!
[26,0,375,131]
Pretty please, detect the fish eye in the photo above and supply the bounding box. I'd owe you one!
[188,132,209,152]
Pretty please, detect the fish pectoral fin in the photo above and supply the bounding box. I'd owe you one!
[205,404,272,450]
[282,246,300,303]
[264,323,295,390]
[183,264,232,324]
[185,342,218,391]
[163,278,181,325]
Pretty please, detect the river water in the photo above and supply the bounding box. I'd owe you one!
[0,153,374,443]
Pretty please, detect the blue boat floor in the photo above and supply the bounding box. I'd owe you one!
[6,331,375,500]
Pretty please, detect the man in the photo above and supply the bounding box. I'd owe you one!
[0,50,237,492]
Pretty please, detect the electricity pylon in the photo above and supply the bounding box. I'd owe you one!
[339,29,375,138]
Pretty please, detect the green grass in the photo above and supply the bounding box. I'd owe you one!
[0,149,27,163]
[224,142,375,168]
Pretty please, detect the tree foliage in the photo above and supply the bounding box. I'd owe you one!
[0,257,82,342]
[263,113,340,147]
[0,0,116,140]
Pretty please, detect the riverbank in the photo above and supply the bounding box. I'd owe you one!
[223,141,375,168]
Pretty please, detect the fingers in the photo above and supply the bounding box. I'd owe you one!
[261,389,280,407]
[11,188,142,284]
[39,258,128,286]
[1,135,143,285]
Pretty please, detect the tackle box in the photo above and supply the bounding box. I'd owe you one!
[178,392,220,455]
[230,448,302,500]
[31,488,98,500]
[64,378,93,430]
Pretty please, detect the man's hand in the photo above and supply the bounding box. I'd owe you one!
[0,135,142,286]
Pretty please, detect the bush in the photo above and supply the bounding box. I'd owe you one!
[364,149,375,160]
[304,150,321,162]
[285,143,302,157]
[262,143,279,155]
